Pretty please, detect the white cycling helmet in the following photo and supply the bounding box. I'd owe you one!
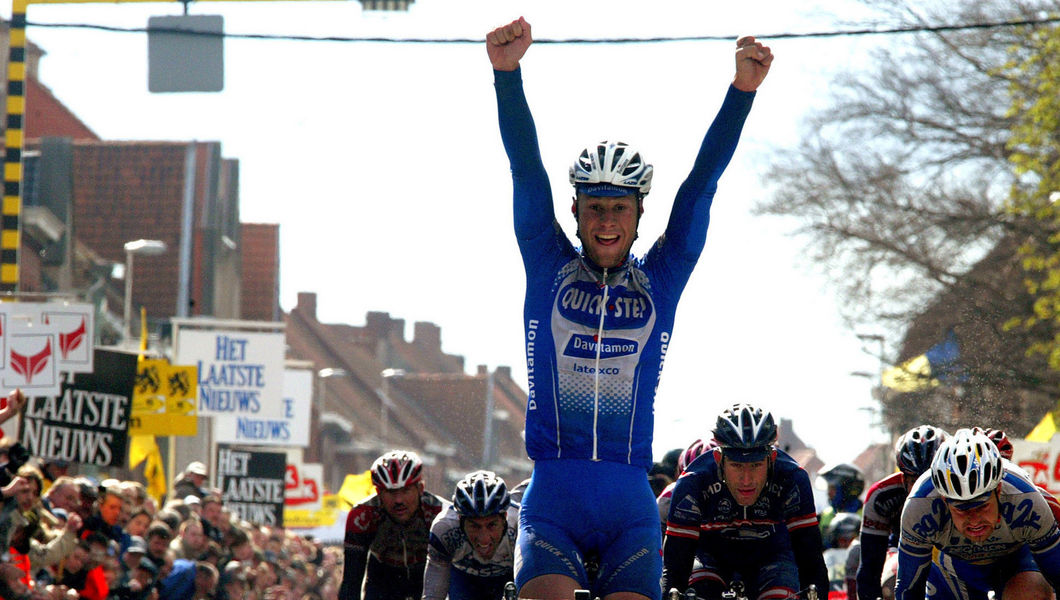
[371,450,423,490]
[569,141,653,196]
[930,428,1003,501]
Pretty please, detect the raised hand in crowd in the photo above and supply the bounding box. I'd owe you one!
[0,389,26,425]
[2,476,29,499]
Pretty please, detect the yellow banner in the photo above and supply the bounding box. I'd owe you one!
[283,507,338,528]
[130,359,198,436]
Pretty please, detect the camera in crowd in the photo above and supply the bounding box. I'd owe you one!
[0,443,31,488]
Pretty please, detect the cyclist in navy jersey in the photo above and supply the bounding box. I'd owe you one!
[662,404,828,599]
[487,16,772,600]
[856,425,947,600]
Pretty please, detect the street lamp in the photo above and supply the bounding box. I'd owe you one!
[317,367,349,410]
[380,368,406,448]
[122,239,167,345]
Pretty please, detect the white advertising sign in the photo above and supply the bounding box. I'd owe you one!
[1,319,61,397]
[40,302,96,374]
[284,451,324,512]
[212,367,312,446]
[1012,437,1060,496]
[176,328,286,419]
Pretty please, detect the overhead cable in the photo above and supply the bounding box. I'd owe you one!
[23,13,1060,44]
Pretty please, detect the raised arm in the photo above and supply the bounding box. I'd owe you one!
[659,37,772,266]
[488,18,555,241]
[486,17,531,73]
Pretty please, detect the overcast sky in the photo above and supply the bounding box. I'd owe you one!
[11,0,896,466]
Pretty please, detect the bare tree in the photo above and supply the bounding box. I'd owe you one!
[755,0,1060,431]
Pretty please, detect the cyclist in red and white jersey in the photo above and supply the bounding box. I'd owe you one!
[856,425,948,600]
[657,439,717,532]
[339,451,446,600]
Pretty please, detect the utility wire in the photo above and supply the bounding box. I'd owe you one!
[23,13,1060,43]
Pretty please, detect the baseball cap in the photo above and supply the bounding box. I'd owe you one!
[186,462,208,476]
[126,536,147,555]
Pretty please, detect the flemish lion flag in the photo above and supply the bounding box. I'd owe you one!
[129,435,167,505]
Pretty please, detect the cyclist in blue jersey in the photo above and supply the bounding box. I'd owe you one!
[662,404,828,599]
[487,16,772,600]
[894,429,1060,600]
[423,471,519,600]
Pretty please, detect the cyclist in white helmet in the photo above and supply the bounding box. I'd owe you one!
[894,428,1060,600]
[487,16,772,600]
[339,450,446,600]
[423,471,520,600]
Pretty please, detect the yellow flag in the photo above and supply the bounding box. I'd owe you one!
[338,471,376,508]
[143,446,167,505]
[1027,411,1059,442]
[129,434,154,468]
[129,435,167,506]
[139,306,149,356]
[881,354,937,392]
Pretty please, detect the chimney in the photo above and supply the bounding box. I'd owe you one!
[477,365,488,376]
[413,321,441,351]
[296,292,317,320]
[495,366,511,380]
[365,311,391,339]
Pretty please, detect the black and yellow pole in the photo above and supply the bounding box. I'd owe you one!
[3,0,29,291]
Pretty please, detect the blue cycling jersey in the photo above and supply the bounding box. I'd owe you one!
[894,463,1060,600]
[494,67,755,470]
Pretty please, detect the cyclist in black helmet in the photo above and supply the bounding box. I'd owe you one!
[662,404,828,599]
[423,471,519,600]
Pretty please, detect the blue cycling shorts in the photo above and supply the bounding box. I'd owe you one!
[515,459,662,599]
[927,547,1040,600]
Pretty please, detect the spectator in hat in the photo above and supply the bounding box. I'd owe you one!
[184,496,202,519]
[121,537,148,581]
[173,463,209,501]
